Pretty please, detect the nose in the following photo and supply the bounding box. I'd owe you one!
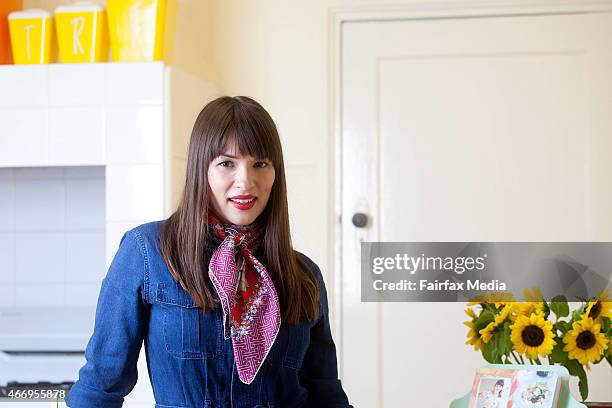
[234,163,256,190]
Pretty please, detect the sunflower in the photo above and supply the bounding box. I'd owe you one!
[510,313,556,359]
[585,289,612,321]
[510,301,545,321]
[464,308,483,351]
[509,287,546,320]
[479,304,512,343]
[562,317,609,367]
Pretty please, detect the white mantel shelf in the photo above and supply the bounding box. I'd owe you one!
[0,62,166,168]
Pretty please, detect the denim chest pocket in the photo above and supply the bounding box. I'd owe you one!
[156,282,223,359]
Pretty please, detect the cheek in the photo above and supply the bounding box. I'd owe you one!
[262,172,275,196]
[207,170,228,199]
[268,170,276,188]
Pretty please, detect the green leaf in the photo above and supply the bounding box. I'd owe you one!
[486,329,507,364]
[556,320,572,335]
[482,342,497,364]
[565,359,589,401]
[494,332,504,354]
[542,301,551,320]
[572,308,584,322]
[564,358,582,376]
[496,322,512,356]
[494,351,503,364]
[549,341,567,364]
[475,310,494,327]
[550,295,569,318]
[474,310,495,337]
[601,316,611,333]
[578,374,589,402]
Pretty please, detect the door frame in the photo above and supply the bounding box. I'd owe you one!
[327,0,612,375]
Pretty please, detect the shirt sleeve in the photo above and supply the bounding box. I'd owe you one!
[66,229,150,408]
[298,254,353,408]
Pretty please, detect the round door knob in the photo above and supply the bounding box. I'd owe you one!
[352,212,368,228]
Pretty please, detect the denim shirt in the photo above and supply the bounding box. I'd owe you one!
[65,220,352,408]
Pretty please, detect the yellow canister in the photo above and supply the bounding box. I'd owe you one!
[55,2,108,63]
[106,0,177,62]
[8,9,56,64]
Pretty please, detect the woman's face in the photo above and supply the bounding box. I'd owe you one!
[494,384,502,395]
[207,141,275,226]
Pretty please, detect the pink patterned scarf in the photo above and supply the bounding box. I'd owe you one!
[207,212,281,384]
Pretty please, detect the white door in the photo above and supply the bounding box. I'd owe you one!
[341,11,612,408]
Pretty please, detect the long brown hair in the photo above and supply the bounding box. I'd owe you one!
[160,96,319,324]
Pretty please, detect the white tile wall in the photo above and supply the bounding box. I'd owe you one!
[14,179,65,230]
[15,232,65,284]
[0,62,165,169]
[106,105,164,164]
[0,108,48,166]
[14,167,64,179]
[0,167,105,308]
[106,62,164,106]
[0,233,15,284]
[0,285,15,308]
[0,171,15,229]
[106,164,164,222]
[65,283,103,307]
[48,107,105,165]
[64,166,105,178]
[65,178,106,229]
[48,63,105,107]
[15,284,65,307]
[0,65,48,108]
[65,231,106,283]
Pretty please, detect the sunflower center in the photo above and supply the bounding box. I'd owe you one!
[588,302,602,320]
[576,331,596,350]
[521,325,545,347]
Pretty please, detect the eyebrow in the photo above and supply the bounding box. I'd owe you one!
[218,154,269,161]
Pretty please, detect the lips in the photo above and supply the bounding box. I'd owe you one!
[228,195,257,210]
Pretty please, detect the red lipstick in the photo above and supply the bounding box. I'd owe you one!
[228,195,257,210]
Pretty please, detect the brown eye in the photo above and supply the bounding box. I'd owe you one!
[219,161,233,167]
[254,161,269,168]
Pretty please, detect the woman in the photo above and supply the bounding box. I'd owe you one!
[479,379,504,408]
[66,96,352,407]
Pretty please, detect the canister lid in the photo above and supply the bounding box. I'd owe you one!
[8,9,52,19]
[55,1,103,14]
